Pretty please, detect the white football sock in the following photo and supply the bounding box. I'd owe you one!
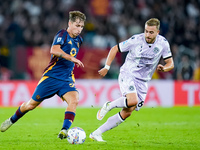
[108,97,127,110]
[98,113,124,133]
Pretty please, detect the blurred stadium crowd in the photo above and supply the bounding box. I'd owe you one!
[0,0,199,80]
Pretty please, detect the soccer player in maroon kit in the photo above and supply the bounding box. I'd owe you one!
[1,11,86,140]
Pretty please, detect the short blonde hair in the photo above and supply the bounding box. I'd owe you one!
[145,18,160,30]
[69,11,86,22]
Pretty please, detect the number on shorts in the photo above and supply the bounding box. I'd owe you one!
[138,101,144,107]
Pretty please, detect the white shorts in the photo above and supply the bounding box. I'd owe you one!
[118,73,148,111]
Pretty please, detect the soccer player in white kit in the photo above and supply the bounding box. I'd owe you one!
[89,18,174,142]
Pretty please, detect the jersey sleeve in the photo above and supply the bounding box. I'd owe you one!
[118,36,135,52]
[52,29,67,46]
[162,39,172,60]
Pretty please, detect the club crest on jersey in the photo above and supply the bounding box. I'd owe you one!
[153,47,159,54]
[57,37,62,42]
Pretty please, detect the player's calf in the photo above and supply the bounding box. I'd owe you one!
[120,107,135,119]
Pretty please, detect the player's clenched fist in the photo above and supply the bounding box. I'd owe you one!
[157,64,165,72]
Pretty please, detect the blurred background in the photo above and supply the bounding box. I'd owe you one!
[0,0,199,81]
[0,0,199,108]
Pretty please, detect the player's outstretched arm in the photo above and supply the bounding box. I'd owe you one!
[50,45,84,68]
[157,57,174,72]
[98,45,119,77]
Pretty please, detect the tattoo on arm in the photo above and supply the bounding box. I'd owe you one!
[59,54,63,58]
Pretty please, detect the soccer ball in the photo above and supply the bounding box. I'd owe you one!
[67,127,86,144]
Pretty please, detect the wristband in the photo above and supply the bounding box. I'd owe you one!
[104,65,110,70]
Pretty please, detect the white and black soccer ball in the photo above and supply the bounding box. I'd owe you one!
[67,127,86,144]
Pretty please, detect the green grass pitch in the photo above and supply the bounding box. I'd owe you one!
[0,106,199,150]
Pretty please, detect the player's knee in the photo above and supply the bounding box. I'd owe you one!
[70,99,79,106]
[74,99,79,106]
[127,97,138,107]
